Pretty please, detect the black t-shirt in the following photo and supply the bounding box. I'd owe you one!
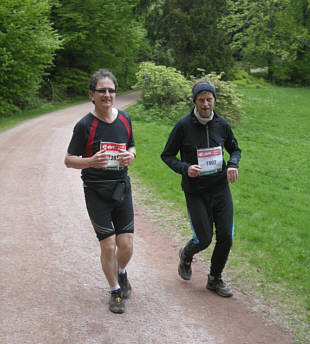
[67,110,135,181]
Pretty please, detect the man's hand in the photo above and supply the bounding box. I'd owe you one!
[91,150,110,169]
[227,167,238,184]
[188,164,202,178]
[117,149,135,167]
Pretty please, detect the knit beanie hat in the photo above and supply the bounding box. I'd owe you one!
[192,83,216,102]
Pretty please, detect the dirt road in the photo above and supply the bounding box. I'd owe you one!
[0,93,293,344]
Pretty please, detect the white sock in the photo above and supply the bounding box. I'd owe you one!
[110,284,120,292]
[118,268,126,275]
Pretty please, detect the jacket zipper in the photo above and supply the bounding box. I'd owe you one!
[205,125,210,147]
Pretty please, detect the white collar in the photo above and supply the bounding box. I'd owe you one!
[194,107,214,125]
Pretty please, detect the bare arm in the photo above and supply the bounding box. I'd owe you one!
[64,150,110,170]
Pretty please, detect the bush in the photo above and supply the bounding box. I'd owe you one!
[128,102,190,125]
[232,69,274,89]
[133,62,243,125]
[133,62,192,110]
[0,98,19,117]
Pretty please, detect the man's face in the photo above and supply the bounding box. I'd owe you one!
[89,77,116,110]
[195,91,215,118]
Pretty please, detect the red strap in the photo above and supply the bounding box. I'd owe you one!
[118,113,130,141]
[83,118,99,157]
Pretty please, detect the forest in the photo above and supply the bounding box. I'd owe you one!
[0,0,309,117]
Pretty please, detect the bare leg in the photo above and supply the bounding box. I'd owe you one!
[116,233,133,270]
[99,235,118,288]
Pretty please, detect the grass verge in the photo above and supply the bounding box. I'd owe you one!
[0,90,133,133]
[0,98,88,133]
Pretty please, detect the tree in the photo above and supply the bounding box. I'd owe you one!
[48,0,147,96]
[0,0,61,116]
[221,0,310,84]
[286,0,310,84]
[142,0,233,78]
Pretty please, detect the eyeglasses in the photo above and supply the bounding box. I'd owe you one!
[94,88,116,94]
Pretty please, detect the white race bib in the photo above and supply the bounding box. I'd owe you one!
[100,142,126,170]
[197,146,223,175]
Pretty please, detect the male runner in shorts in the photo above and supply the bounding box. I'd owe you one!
[65,69,136,313]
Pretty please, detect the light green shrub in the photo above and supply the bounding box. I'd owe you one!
[133,62,243,125]
[133,62,192,109]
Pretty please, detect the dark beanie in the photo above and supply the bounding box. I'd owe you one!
[192,83,216,102]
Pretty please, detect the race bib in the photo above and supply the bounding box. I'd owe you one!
[100,142,126,170]
[197,146,223,175]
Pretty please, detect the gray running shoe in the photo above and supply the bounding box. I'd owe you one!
[109,289,125,314]
[178,247,192,280]
[118,271,132,299]
[206,274,233,297]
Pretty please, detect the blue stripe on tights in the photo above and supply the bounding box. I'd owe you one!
[188,212,235,242]
[188,212,200,244]
[232,217,235,238]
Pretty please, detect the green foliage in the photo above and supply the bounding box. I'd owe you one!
[41,68,90,101]
[50,0,147,94]
[142,0,233,77]
[292,50,310,85]
[284,0,310,85]
[2,0,309,120]
[232,68,275,89]
[0,97,87,133]
[128,102,190,125]
[221,0,310,85]
[0,0,62,117]
[133,62,192,108]
[133,62,242,125]
[132,62,192,124]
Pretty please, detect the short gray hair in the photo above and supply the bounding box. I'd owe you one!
[89,69,118,91]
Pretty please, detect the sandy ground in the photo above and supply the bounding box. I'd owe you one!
[0,92,293,344]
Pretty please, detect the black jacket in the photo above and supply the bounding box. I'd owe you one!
[161,109,241,194]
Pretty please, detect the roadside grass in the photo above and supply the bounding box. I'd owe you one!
[127,87,310,344]
[0,98,88,133]
[0,89,134,133]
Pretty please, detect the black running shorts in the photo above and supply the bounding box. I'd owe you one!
[83,178,134,241]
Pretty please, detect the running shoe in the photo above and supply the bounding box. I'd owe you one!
[178,247,192,280]
[206,274,233,297]
[109,289,125,313]
[118,271,132,299]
